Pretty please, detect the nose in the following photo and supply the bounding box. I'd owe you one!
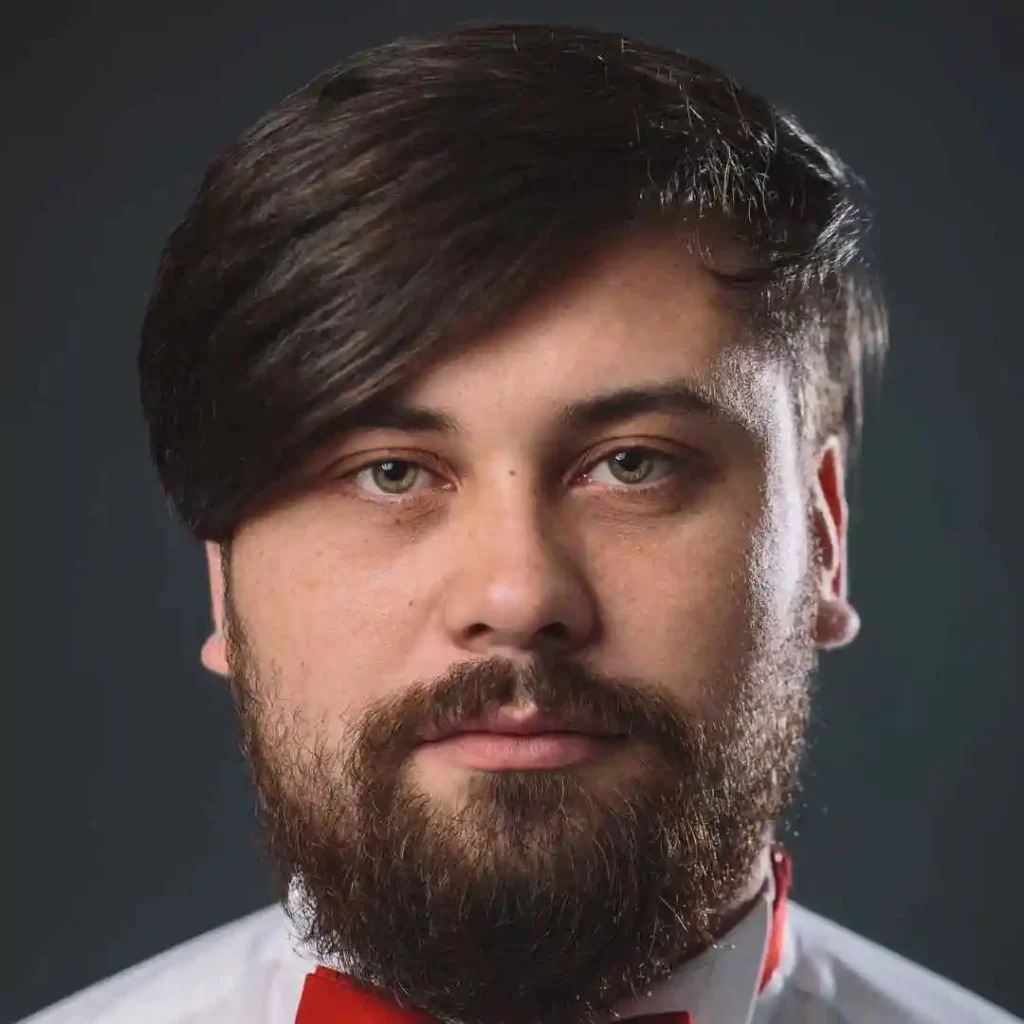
[440,492,599,659]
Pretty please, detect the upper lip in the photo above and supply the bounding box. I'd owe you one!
[421,707,622,743]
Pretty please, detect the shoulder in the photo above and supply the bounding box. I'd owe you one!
[776,901,1021,1024]
[17,904,313,1024]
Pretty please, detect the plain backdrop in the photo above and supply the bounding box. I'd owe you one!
[3,2,1022,1021]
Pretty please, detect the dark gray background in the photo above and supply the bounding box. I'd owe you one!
[3,2,1021,1021]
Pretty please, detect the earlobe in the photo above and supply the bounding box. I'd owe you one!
[200,541,231,677]
[814,597,861,649]
[812,437,861,650]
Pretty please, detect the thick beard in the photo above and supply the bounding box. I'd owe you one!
[223,575,816,1024]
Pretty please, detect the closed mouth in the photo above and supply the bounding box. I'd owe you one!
[420,709,626,744]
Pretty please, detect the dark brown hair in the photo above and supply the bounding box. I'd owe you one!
[139,22,887,542]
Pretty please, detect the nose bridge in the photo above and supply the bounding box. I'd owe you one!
[441,476,597,654]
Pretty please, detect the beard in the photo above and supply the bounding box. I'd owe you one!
[221,568,817,1024]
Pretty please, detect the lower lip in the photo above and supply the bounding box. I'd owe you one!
[419,731,620,770]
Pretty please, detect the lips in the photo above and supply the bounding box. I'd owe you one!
[420,707,622,744]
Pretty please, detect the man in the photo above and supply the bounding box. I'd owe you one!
[21,21,1019,1024]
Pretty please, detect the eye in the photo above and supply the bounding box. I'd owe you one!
[584,448,687,489]
[349,458,437,497]
[342,446,696,503]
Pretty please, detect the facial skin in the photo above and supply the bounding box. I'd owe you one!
[199,228,858,1024]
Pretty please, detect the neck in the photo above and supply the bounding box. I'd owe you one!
[704,838,774,945]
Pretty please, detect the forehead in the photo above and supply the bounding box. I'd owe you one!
[396,229,787,447]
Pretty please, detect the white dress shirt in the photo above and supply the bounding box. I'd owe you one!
[18,858,1021,1024]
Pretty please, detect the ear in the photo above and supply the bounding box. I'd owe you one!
[199,541,231,676]
[812,436,861,650]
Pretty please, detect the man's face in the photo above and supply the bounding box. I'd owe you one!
[200,229,856,1024]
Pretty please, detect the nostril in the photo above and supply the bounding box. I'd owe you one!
[539,622,571,642]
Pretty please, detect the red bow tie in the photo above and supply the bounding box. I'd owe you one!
[295,847,791,1024]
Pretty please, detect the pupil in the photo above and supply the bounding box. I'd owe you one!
[375,460,415,491]
[614,450,646,475]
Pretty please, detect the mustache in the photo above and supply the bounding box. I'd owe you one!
[353,652,700,764]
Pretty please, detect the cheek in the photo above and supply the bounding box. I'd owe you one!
[229,520,427,720]
[602,527,754,678]
[593,487,801,691]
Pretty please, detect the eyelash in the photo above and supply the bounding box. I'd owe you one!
[339,446,701,504]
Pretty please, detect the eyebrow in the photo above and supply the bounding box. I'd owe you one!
[337,377,750,438]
